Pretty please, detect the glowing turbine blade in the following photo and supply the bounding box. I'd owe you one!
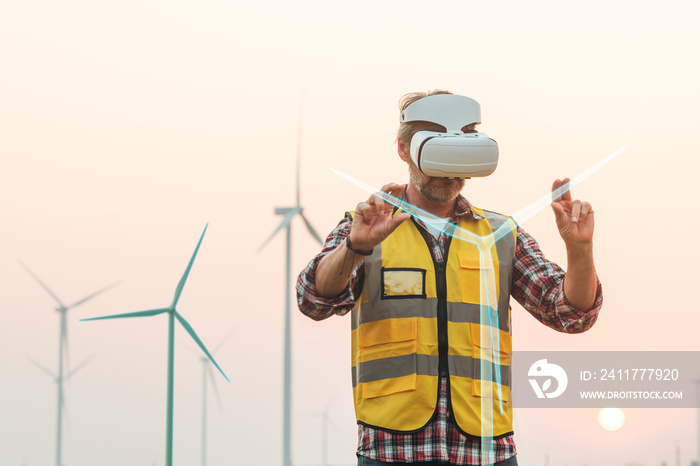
[511,145,627,225]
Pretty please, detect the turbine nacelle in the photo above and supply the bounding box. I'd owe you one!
[274,206,302,215]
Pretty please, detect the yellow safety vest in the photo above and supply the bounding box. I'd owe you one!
[350,206,517,438]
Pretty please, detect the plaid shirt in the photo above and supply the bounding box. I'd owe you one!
[296,194,603,464]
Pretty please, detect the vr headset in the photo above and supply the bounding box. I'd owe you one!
[400,94,498,179]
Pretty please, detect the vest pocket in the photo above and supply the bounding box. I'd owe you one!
[381,268,427,299]
[470,323,511,362]
[471,378,510,403]
[358,317,418,399]
[469,322,511,403]
[457,250,500,304]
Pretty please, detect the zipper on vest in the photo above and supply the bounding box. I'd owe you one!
[436,259,448,376]
[411,216,453,378]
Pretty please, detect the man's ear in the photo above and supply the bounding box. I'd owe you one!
[397,138,411,163]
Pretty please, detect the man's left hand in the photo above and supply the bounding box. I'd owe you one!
[551,178,594,246]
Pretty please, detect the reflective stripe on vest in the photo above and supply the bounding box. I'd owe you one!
[350,207,517,437]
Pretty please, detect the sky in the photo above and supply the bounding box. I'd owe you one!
[2,0,700,465]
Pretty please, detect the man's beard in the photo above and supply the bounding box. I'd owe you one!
[409,161,465,204]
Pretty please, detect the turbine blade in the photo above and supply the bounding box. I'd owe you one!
[28,357,56,380]
[65,354,95,380]
[178,339,201,357]
[81,307,169,322]
[208,365,224,413]
[174,312,230,383]
[66,280,122,310]
[171,224,208,309]
[327,416,343,437]
[324,392,337,413]
[17,260,66,309]
[213,328,238,355]
[299,212,323,245]
[257,211,296,252]
[296,84,306,207]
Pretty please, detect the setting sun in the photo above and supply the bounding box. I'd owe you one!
[598,407,625,431]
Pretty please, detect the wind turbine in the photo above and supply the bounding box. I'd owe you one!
[259,90,324,466]
[29,354,94,434]
[81,224,229,466]
[18,260,119,466]
[196,330,235,466]
[312,394,338,466]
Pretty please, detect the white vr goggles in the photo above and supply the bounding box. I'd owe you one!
[400,94,498,178]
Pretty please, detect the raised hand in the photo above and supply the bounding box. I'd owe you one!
[348,183,411,251]
[551,178,595,247]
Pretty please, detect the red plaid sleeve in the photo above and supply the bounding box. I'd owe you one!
[296,213,365,321]
[511,227,603,333]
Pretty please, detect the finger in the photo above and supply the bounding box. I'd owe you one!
[550,201,567,228]
[551,179,563,202]
[578,201,593,222]
[376,183,404,212]
[355,201,371,221]
[380,182,399,192]
[388,212,411,233]
[370,192,387,216]
[560,178,572,201]
[382,183,406,196]
[551,178,572,202]
[571,199,582,223]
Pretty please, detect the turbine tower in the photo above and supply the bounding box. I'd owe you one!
[19,260,119,466]
[82,224,229,466]
[198,330,235,466]
[312,395,337,466]
[259,90,323,466]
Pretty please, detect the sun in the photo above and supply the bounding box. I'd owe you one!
[598,407,625,431]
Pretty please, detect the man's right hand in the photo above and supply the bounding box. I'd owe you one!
[348,183,411,251]
[315,183,411,298]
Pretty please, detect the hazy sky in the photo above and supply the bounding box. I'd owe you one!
[3,1,700,465]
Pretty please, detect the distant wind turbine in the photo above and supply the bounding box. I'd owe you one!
[311,395,338,466]
[197,330,236,466]
[29,354,94,433]
[81,224,229,466]
[259,89,324,466]
[18,260,119,466]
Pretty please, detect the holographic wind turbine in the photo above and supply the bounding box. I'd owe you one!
[81,224,229,466]
[333,145,627,464]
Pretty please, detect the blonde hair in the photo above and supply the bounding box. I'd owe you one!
[396,89,453,152]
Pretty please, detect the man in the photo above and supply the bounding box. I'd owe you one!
[296,90,602,465]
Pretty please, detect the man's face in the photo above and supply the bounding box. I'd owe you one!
[402,122,473,205]
[408,160,466,204]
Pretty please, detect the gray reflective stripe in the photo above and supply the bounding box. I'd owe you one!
[448,354,511,387]
[352,353,439,387]
[447,302,509,332]
[351,242,438,331]
[352,241,383,331]
[352,353,510,387]
[481,210,516,334]
[352,299,437,330]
